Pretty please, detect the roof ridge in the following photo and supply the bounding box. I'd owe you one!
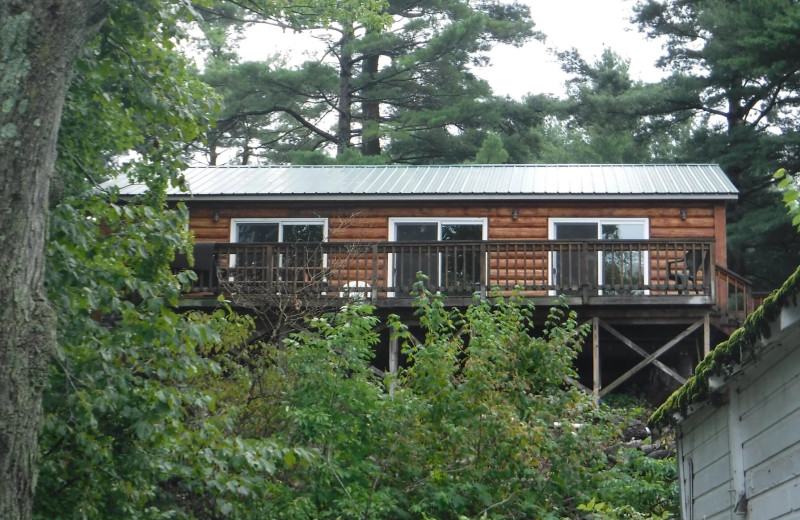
[187,163,722,168]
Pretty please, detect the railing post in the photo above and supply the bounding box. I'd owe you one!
[371,243,379,303]
[480,242,487,298]
[708,242,716,301]
[266,245,274,288]
[211,249,218,292]
[581,242,591,304]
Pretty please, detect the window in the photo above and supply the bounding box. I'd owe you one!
[229,219,327,287]
[231,219,326,243]
[389,218,487,293]
[549,218,649,294]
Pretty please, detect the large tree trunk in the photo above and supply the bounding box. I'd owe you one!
[0,2,109,519]
[360,52,381,156]
[336,24,355,155]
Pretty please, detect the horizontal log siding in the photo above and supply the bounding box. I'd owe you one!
[189,201,720,243]
[187,202,721,296]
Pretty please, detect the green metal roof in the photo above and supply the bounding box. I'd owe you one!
[103,164,739,201]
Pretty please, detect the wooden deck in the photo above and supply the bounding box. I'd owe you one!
[178,239,754,321]
[176,239,759,400]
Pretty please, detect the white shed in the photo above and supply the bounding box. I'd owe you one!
[650,267,800,519]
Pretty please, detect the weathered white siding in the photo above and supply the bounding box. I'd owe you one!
[679,300,800,520]
[679,405,733,519]
[739,340,800,518]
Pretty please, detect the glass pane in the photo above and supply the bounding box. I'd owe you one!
[394,223,437,290]
[283,224,323,243]
[441,224,483,291]
[602,251,644,294]
[601,224,645,294]
[441,224,482,241]
[553,223,597,293]
[601,223,644,240]
[236,223,278,243]
[554,222,598,240]
[396,223,437,242]
[279,225,324,287]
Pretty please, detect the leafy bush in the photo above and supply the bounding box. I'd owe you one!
[247,286,679,519]
[38,262,678,518]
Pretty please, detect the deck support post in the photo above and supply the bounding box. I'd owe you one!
[703,312,711,358]
[592,317,600,400]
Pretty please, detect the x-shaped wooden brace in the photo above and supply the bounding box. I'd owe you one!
[594,318,706,397]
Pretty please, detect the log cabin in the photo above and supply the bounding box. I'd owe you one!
[106,163,756,399]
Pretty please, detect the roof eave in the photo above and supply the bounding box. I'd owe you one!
[158,193,739,203]
[649,265,800,434]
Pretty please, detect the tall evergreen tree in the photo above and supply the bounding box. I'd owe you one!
[635,0,800,288]
[537,49,689,164]
[195,0,538,164]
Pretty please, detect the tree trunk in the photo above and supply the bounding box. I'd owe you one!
[0,2,109,519]
[360,52,381,156]
[208,129,219,165]
[336,24,355,155]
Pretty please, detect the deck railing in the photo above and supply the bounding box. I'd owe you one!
[715,264,756,324]
[179,240,723,303]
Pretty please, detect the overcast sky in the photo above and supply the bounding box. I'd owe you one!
[478,0,667,98]
[237,0,667,99]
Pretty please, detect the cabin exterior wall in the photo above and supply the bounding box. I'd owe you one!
[738,341,800,517]
[187,200,727,257]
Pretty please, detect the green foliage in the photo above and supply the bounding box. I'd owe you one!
[232,286,679,519]
[34,2,294,518]
[288,147,392,165]
[194,0,539,163]
[474,132,509,163]
[584,448,678,519]
[774,168,800,231]
[634,0,800,289]
[539,49,690,164]
[30,1,689,516]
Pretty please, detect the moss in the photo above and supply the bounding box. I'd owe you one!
[649,264,800,430]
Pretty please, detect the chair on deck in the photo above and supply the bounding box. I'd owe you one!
[339,280,371,300]
[171,242,218,291]
[667,249,707,294]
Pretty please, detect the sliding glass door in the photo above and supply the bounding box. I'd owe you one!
[394,222,438,291]
[230,219,327,286]
[391,219,486,293]
[551,219,648,294]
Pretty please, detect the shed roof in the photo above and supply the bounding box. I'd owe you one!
[104,164,738,201]
[650,266,800,431]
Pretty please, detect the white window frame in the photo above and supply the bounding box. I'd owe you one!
[548,217,650,294]
[229,218,328,270]
[387,217,488,295]
[230,217,329,242]
[388,217,488,241]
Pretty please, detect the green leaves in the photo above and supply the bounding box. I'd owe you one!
[774,168,800,231]
[195,0,537,164]
[248,287,671,519]
[631,0,800,290]
[35,2,288,518]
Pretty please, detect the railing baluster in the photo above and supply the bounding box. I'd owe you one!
[189,239,734,307]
